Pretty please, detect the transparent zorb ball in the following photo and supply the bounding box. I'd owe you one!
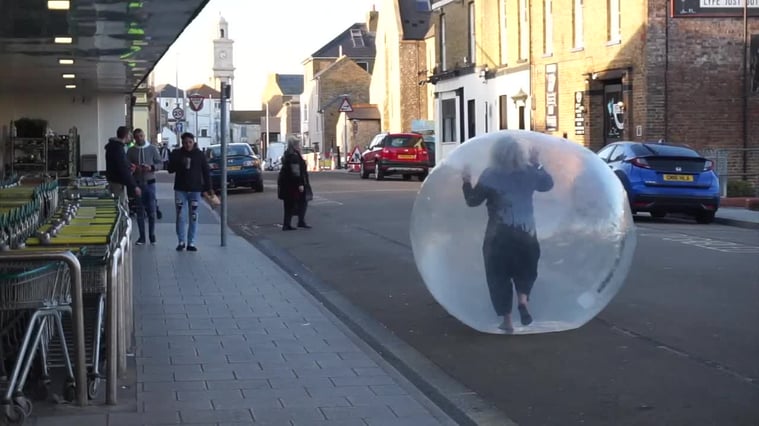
[409,130,636,335]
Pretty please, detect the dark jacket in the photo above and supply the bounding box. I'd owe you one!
[105,137,137,190]
[167,147,211,192]
[277,148,311,201]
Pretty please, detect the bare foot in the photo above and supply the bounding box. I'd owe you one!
[498,317,514,334]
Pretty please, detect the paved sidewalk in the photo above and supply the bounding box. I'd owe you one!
[30,187,450,425]
[715,207,759,229]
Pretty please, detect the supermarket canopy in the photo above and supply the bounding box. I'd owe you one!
[0,0,210,95]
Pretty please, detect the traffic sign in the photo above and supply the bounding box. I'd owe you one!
[188,94,205,112]
[338,97,353,112]
[348,146,362,164]
[172,107,184,120]
[175,121,184,133]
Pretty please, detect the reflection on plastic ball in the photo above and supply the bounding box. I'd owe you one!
[409,130,636,335]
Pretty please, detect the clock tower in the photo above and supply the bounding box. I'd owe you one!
[212,15,235,108]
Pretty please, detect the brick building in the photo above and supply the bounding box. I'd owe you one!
[425,0,757,176]
[311,56,372,156]
[529,0,758,176]
[301,18,377,153]
[370,0,432,133]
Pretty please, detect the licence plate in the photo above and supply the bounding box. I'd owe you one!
[397,154,416,160]
[663,174,693,182]
[227,166,241,171]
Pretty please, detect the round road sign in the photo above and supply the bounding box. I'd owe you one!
[172,107,185,120]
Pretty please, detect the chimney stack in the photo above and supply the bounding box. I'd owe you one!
[367,6,379,33]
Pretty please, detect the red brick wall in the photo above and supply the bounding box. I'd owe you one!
[647,2,759,176]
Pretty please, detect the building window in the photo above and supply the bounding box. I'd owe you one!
[573,0,584,48]
[201,129,208,137]
[304,104,308,122]
[543,0,553,55]
[499,95,509,129]
[499,0,508,65]
[607,0,620,42]
[220,29,225,38]
[467,99,476,138]
[518,0,528,61]
[350,29,365,48]
[468,2,476,65]
[442,99,456,142]
[440,14,447,71]
[355,61,369,72]
[241,127,247,138]
[518,106,526,129]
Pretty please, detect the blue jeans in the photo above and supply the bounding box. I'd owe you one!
[175,191,201,245]
[135,182,157,241]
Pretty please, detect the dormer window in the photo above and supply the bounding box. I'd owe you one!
[350,29,365,48]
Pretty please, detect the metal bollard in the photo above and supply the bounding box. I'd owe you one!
[118,235,128,377]
[0,251,87,406]
[106,246,121,405]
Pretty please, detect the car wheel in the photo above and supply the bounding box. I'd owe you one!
[360,162,369,179]
[696,212,715,224]
[374,162,384,180]
[650,211,666,219]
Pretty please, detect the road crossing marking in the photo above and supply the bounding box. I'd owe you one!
[639,233,759,254]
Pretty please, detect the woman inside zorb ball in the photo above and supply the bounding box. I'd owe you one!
[410,130,635,335]
[461,139,553,333]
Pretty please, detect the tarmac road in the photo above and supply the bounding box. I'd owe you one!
[225,171,759,426]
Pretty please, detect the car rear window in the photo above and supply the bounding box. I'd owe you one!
[385,136,422,148]
[208,145,252,158]
[632,143,700,157]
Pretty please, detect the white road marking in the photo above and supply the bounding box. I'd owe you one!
[638,232,759,254]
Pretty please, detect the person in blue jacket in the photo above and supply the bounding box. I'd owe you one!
[462,136,554,333]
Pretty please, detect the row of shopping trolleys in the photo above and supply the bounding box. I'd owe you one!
[0,178,132,425]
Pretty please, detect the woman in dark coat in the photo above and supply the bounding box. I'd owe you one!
[462,136,554,333]
[277,137,312,230]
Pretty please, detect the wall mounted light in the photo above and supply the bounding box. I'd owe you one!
[58,58,74,65]
[478,65,489,84]
[62,73,76,79]
[54,36,73,44]
[48,1,70,10]
[65,84,76,89]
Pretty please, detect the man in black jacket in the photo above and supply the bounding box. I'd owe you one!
[105,126,141,200]
[167,132,212,252]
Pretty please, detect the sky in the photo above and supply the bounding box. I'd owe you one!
[152,0,381,111]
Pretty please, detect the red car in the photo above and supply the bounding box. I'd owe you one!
[360,132,430,181]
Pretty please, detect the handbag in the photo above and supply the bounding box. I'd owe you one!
[304,184,313,201]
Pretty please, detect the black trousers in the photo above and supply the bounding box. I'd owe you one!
[482,225,541,315]
[283,198,308,227]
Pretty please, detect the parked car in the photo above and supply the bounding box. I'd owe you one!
[206,143,264,192]
[360,132,430,181]
[597,141,719,223]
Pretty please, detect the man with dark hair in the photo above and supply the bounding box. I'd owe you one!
[127,128,163,245]
[105,126,140,200]
[167,132,212,252]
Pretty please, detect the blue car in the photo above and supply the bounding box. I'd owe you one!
[206,143,264,192]
[597,141,719,224]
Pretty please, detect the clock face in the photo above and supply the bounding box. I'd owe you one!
[219,50,227,59]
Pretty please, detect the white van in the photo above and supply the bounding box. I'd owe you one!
[265,142,286,171]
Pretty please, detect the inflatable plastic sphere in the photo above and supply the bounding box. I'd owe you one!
[410,130,636,335]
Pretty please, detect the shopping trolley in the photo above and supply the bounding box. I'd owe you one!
[0,260,74,425]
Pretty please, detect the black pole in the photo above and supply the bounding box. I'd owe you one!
[742,0,749,179]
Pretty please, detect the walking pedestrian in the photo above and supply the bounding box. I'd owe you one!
[277,136,312,230]
[127,128,163,245]
[462,136,554,333]
[167,132,212,252]
[105,126,141,202]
